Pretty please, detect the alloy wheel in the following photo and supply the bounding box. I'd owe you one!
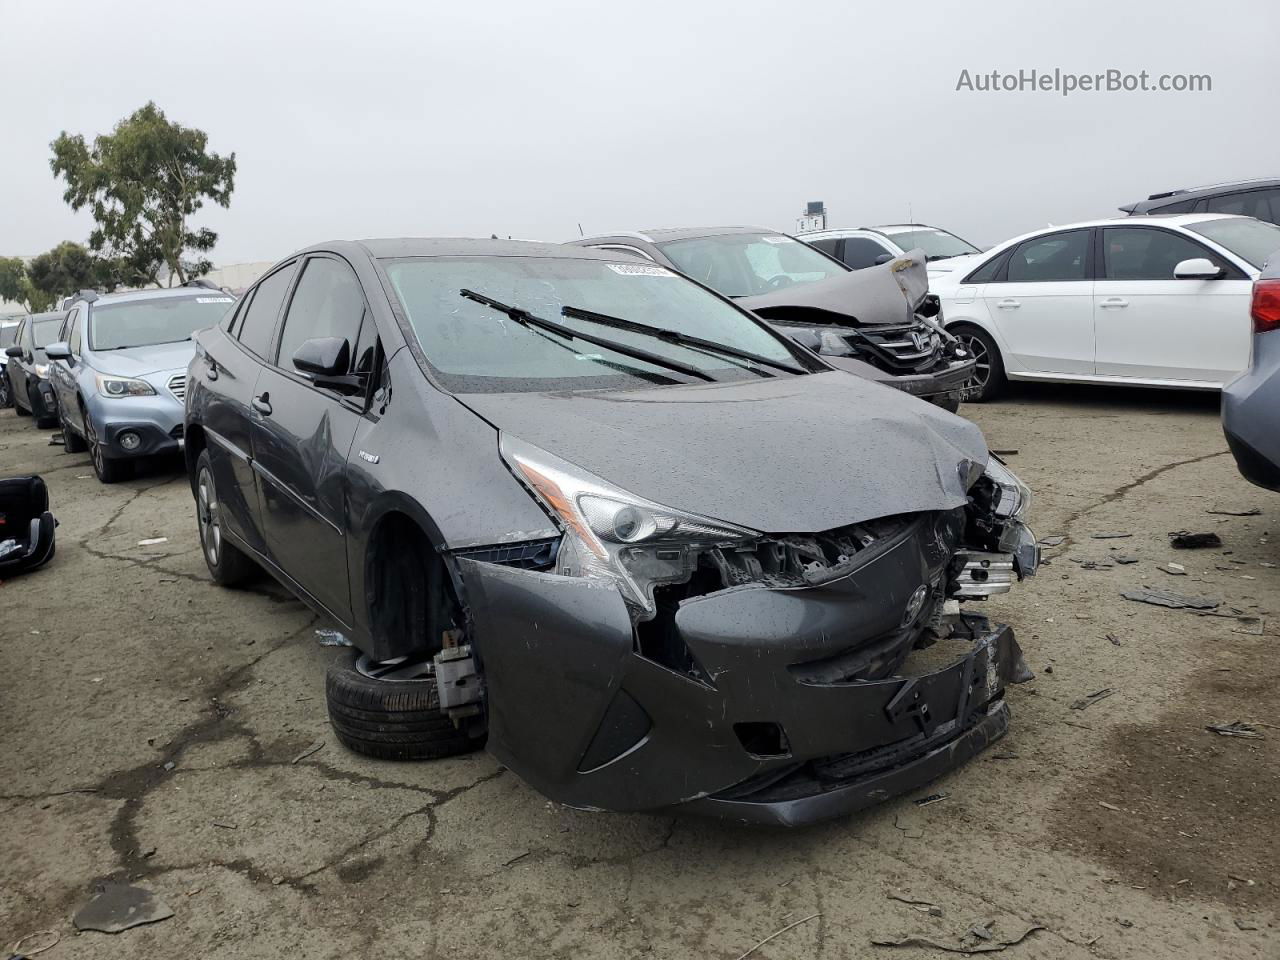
[958,334,991,401]
[85,415,105,476]
[197,466,222,566]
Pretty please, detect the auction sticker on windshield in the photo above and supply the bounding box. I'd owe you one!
[606,263,676,277]
[761,236,795,244]
[197,297,234,303]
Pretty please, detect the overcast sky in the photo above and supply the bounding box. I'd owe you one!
[2,0,1275,264]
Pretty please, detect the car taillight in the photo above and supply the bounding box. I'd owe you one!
[1252,278,1280,334]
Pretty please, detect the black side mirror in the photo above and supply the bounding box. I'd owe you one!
[293,337,363,393]
[873,253,894,266]
[4,345,21,358]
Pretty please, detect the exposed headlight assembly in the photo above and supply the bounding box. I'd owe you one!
[97,375,156,398]
[983,455,1031,520]
[33,363,49,378]
[501,435,758,618]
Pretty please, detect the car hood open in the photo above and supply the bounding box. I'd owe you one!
[736,249,930,328]
[95,340,196,378]
[458,370,988,533]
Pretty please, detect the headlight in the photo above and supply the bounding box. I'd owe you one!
[501,435,758,617]
[983,455,1031,519]
[33,363,49,378]
[97,375,156,398]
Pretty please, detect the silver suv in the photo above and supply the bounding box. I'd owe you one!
[46,287,236,482]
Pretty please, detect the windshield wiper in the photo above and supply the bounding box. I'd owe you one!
[560,305,806,375]
[458,290,714,383]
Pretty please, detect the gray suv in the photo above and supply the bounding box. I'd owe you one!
[46,287,236,482]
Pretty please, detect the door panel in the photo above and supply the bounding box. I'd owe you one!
[251,370,361,621]
[1093,278,1252,382]
[200,334,269,555]
[251,254,369,623]
[1094,226,1252,382]
[981,230,1094,375]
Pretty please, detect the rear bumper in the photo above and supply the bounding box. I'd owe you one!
[1221,334,1280,491]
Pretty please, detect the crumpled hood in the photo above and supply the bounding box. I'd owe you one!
[737,250,930,327]
[458,370,988,533]
[95,341,196,378]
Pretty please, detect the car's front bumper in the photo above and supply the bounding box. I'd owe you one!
[457,513,1033,827]
[84,390,185,459]
[886,357,977,401]
[29,378,56,420]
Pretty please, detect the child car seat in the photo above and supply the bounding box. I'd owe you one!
[0,475,57,577]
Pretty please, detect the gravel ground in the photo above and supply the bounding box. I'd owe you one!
[1,384,1276,959]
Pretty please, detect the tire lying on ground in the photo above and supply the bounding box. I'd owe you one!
[325,650,483,761]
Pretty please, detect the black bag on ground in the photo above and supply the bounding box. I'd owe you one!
[0,475,57,577]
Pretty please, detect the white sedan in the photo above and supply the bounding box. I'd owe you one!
[929,214,1280,400]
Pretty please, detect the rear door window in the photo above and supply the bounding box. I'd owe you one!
[237,264,295,358]
[1205,191,1271,219]
[275,256,367,374]
[1005,230,1090,282]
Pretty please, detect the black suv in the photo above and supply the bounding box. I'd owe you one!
[1122,178,1280,225]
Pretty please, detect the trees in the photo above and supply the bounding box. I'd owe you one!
[0,257,25,306]
[50,102,236,288]
[0,244,116,313]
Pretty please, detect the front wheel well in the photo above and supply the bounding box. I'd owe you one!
[364,510,460,662]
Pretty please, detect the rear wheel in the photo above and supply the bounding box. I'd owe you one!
[952,325,1006,402]
[326,650,483,761]
[195,449,256,585]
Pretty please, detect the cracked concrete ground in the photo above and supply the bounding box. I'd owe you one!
[1,383,1277,959]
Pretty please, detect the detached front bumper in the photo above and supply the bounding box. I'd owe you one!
[886,357,977,401]
[457,513,1033,827]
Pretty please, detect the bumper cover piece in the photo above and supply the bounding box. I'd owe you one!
[458,513,1031,827]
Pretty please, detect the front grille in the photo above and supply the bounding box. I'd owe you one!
[845,320,944,375]
[168,375,186,402]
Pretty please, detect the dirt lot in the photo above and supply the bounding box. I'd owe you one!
[1,384,1277,959]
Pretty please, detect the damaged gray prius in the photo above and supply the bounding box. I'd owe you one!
[185,239,1038,827]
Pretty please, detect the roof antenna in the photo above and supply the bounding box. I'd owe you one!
[908,201,913,224]
[578,222,585,237]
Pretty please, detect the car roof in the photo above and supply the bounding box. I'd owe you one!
[350,237,631,260]
[30,311,65,323]
[977,213,1249,253]
[578,226,781,245]
[797,223,949,240]
[77,286,228,308]
[1123,177,1280,213]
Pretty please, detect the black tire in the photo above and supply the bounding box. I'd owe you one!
[194,449,256,585]
[60,403,87,453]
[14,392,30,416]
[951,325,1006,402]
[326,650,482,761]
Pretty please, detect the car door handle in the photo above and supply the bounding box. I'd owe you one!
[1099,298,1129,308]
[996,298,1020,309]
[252,393,272,416]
